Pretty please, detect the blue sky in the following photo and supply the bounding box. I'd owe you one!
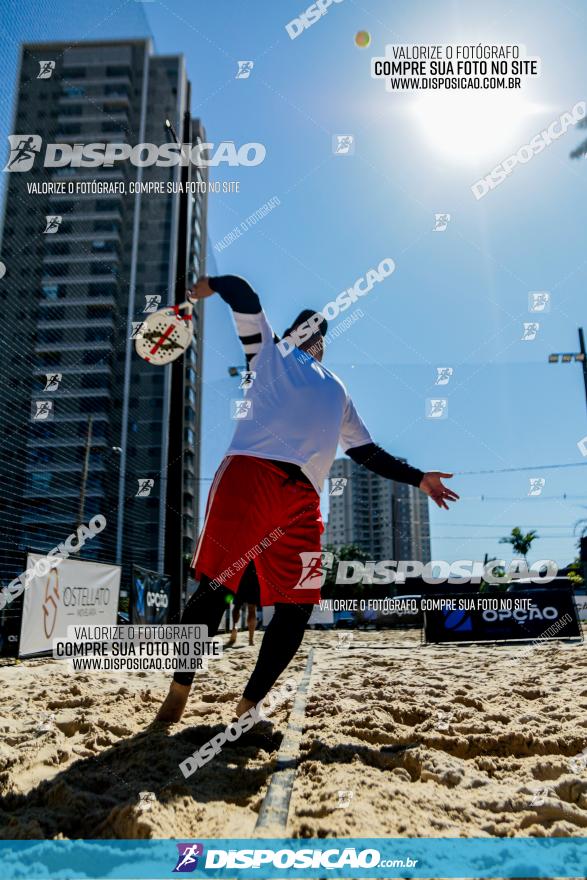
[2,0,586,570]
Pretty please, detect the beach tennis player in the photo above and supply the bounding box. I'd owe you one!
[155,275,458,723]
[228,561,259,646]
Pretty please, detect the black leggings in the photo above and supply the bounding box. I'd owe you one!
[174,576,313,703]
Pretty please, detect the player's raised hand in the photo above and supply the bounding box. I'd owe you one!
[188,277,214,301]
[419,472,459,510]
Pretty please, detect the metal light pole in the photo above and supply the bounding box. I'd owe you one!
[163,112,191,622]
[78,417,93,524]
[548,327,587,416]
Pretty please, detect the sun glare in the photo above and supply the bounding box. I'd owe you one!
[411,91,544,164]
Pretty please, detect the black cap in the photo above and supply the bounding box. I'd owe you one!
[283,309,328,339]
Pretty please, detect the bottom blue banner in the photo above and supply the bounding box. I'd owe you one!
[0,838,586,879]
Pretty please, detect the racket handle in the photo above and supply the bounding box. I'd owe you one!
[176,299,194,319]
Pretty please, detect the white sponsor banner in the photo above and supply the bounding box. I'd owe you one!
[20,554,121,657]
[262,604,334,627]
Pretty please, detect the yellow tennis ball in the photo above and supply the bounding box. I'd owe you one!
[355,30,371,48]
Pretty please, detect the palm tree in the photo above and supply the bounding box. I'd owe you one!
[499,526,538,562]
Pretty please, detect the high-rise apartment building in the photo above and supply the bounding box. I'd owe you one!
[324,457,431,564]
[0,39,207,592]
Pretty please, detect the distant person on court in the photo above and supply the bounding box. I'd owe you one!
[156,275,458,723]
[228,562,259,647]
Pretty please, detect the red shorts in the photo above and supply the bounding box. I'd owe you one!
[192,455,323,605]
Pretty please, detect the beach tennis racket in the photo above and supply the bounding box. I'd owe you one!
[135,299,193,366]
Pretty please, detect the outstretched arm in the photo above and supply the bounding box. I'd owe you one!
[347,442,459,510]
[339,396,459,510]
[189,275,275,365]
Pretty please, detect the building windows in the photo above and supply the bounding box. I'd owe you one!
[38,329,64,343]
[86,328,109,342]
[83,350,106,365]
[41,284,60,300]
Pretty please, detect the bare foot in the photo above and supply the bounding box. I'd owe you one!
[235,696,255,718]
[155,681,191,723]
[228,628,237,645]
[248,632,254,646]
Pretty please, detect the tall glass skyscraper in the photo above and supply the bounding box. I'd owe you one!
[0,39,207,592]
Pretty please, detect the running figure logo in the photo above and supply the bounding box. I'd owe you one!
[336,789,354,809]
[521,322,539,341]
[329,477,347,496]
[32,400,54,421]
[294,551,334,590]
[4,134,42,172]
[44,215,62,234]
[239,370,256,390]
[236,61,254,79]
[144,294,162,313]
[433,213,451,232]
[426,398,448,419]
[528,291,551,313]
[136,478,155,497]
[231,399,252,419]
[172,843,204,873]
[434,367,453,386]
[44,373,62,391]
[528,477,545,496]
[37,60,55,79]
[333,135,354,155]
